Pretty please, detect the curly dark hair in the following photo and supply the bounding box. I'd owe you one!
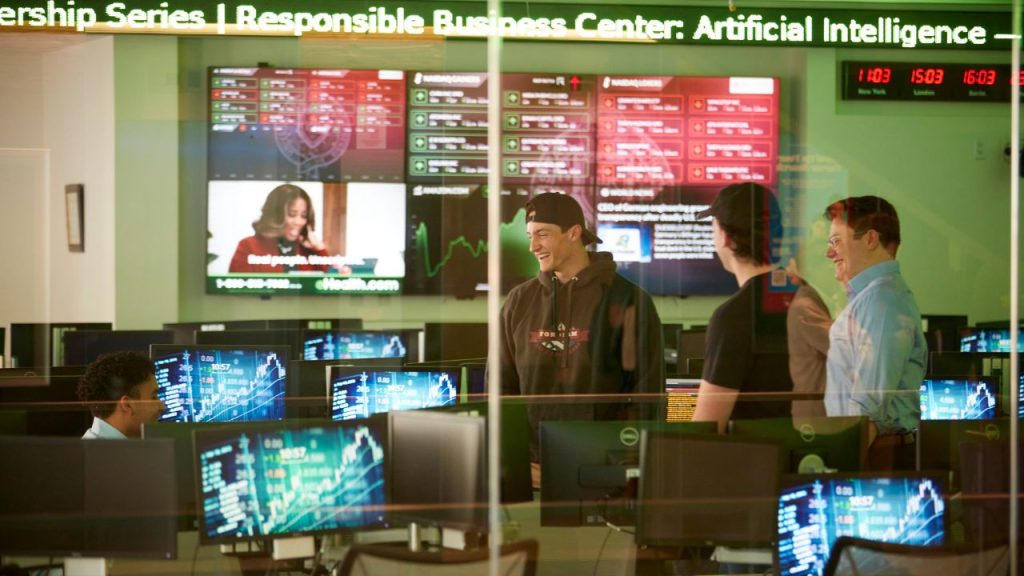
[823,195,901,254]
[76,351,156,418]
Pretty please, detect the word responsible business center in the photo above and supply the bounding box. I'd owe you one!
[0,2,992,48]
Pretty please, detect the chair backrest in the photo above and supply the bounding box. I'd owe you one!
[338,540,538,576]
[823,536,1009,576]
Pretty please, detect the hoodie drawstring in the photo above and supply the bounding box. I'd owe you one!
[561,276,578,369]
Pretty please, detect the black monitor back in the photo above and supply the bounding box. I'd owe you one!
[539,420,717,527]
[0,370,90,436]
[636,431,783,547]
[921,315,968,354]
[423,323,488,363]
[389,410,487,530]
[63,330,176,366]
[677,328,706,376]
[195,329,299,359]
[918,417,1012,490]
[958,437,1024,547]
[431,400,532,505]
[0,436,177,558]
[11,323,112,368]
[729,416,868,473]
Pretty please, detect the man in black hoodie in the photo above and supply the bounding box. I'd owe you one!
[496,193,665,476]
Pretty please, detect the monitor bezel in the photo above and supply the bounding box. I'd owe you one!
[327,364,461,421]
[149,343,293,423]
[192,416,390,545]
[772,470,950,576]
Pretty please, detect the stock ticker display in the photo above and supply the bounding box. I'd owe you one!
[776,476,946,576]
[330,370,458,421]
[920,378,997,420]
[154,348,287,423]
[303,331,408,361]
[207,67,779,297]
[197,422,387,540]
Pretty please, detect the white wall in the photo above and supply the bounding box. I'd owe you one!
[42,36,116,324]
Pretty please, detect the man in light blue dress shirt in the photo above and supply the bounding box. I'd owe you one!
[77,351,165,439]
[823,196,927,470]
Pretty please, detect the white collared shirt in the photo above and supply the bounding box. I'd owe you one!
[81,417,128,440]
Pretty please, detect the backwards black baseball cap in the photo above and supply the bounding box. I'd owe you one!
[697,182,782,263]
[526,193,602,245]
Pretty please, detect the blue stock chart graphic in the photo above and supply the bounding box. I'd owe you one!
[331,370,457,421]
[197,422,387,540]
[776,476,945,576]
[920,379,997,421]
[154,348,287,422]
[303,331,407,361]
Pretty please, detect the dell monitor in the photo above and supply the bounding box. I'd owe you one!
[917,417,1012,490]
[636,432,784,547]
[0,436,177,559]
[193,418,388,543]
[0,367,91,437]
[729,416,868,473]
[389,410,487,530]
[302,329,416,362]
[329,366,458,421]
[775,473,947,576]
[150,344,290,423]
[539,420,717,527]
[920,377,998,420]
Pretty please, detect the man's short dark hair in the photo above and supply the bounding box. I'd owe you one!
[702,182,782,266]
[824,196,901,252]
[77,351,156,418]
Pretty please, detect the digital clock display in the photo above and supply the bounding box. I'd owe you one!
[843,61,1017,102]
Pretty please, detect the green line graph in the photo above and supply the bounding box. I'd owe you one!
[414,207,537,279]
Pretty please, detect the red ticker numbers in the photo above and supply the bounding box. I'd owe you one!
[910,67,945,85]
[963,69,997,86]
[858,67,891,84]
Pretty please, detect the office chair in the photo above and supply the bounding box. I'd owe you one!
[822,536,1009,576]
[337,539,538,576]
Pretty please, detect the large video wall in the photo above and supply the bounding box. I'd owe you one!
[205,67,779,296]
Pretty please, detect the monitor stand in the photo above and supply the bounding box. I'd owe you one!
[271,536,315,560]
[407,522,422,552]
[64,558,105,576]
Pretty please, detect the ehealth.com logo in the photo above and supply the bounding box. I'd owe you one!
[315,277,401,293]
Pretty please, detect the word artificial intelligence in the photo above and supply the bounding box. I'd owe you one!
[0,1,991,48]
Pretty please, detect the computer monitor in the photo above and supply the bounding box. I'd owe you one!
[329,366,459,421]
[0,367,91,436]
[10,322,112,368]
[62,330,176,366]
[195,329,300,359]
[920,377,998,420]
[957,437,1024,547]
[676,328,706,376]
[423,323,488,363]
[0,436,177,558]
[389,410,487,530]
[193,418,388,543]
[462,362,486,398]
[539,420,717,527]
[150,344,290,423]
[301,329,417,363]
[959,328,1023,353]
[774,473,947,576]
[286,358,403,419]
[662,323,683,371]
[664,376,700,422]
[636,432,783,547]
[921,314,968,353]
[729,416,868,473]
[429,400,533,505]
[917,417,1012,490]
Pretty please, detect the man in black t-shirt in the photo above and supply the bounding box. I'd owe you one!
[692,183,793,432]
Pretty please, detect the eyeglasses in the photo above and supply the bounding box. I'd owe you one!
[827,231,867,250]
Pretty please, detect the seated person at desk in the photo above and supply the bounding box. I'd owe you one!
[77,351,165,439]
[692,183,793,433]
